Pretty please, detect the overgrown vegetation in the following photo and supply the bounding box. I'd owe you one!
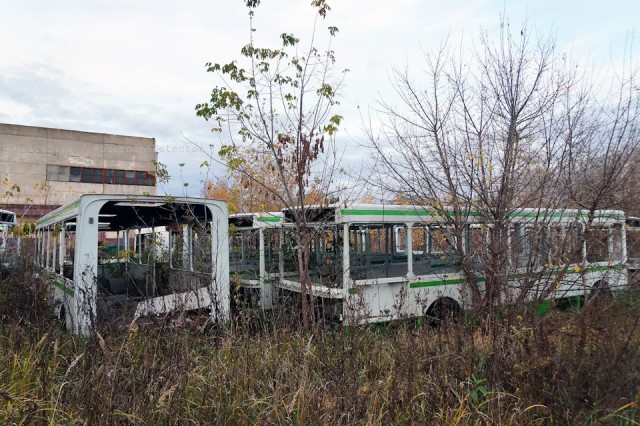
[197,0,347,330]
[366,18,640,322]
[1,262,639,424]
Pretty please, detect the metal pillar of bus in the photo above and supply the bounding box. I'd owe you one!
[209,203,230,322]
[73,201,101,337]
[341,223,351,323]
[258,228,273,309]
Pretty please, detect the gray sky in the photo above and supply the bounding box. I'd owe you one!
[1,0,637,195]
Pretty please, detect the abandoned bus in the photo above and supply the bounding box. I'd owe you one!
[279,204,628,324]
[35,195,229,336]
[0,208,18,269]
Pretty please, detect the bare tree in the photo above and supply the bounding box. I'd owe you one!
[562,53,640,216]
[366,21,639,320]
[196,0,346,330]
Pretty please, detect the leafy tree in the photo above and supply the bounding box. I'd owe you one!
[196,0,346,329]
[202,145,330,214]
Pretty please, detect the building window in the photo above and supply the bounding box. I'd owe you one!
[93,168,103,183]
[125,170,135,185]
[70,167,81,182]
[115,170,125,184]
[46,164,156,186]
[81,168,92,183]
[144,172,155,186]
[46,165,70,182]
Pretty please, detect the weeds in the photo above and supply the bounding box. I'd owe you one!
[1,264,640,424]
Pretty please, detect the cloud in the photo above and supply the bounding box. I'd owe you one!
[0,62,224,196]
[1,0,639,198]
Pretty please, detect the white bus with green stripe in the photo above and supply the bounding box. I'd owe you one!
[280,204,627,324]
[35,195,229,336]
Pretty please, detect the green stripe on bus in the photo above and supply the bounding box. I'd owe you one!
[341,209,624,221]
[588,264,625,272]
[431,262,461,268]
[508,212,624,220]
[535,299,552,316]
[411,276,486,288]
[341,209,479,217]
[54,280,74,297]
[409,264,625,289]
[37,200,81,226]
[258,217,280,223]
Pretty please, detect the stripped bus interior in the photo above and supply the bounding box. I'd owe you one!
[277,205,627,323]
[229,212,282,309]
[34,199,630,331]
[36,195,228,335]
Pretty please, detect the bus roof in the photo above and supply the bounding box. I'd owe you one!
[229,212,283,229]
[284,204,626,225]
[36,194,227,230]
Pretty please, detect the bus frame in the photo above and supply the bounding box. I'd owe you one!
[229,212,285,309]
[279,204,628,324]
[35,194,229,336]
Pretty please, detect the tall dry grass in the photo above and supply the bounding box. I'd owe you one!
[1,262,639,424]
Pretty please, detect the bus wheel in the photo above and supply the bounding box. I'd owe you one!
[426,297,461,327]
[587,281,612,307]
[58,306,67,329]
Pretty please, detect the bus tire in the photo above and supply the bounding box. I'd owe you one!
[587,280,612,306]
[426,297,461,327]
[58,305,67,329]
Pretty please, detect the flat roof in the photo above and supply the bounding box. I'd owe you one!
[0,122,155,144]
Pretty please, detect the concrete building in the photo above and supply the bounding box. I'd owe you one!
[0,123,158,222]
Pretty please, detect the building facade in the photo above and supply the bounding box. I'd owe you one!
[0,123,158,222]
